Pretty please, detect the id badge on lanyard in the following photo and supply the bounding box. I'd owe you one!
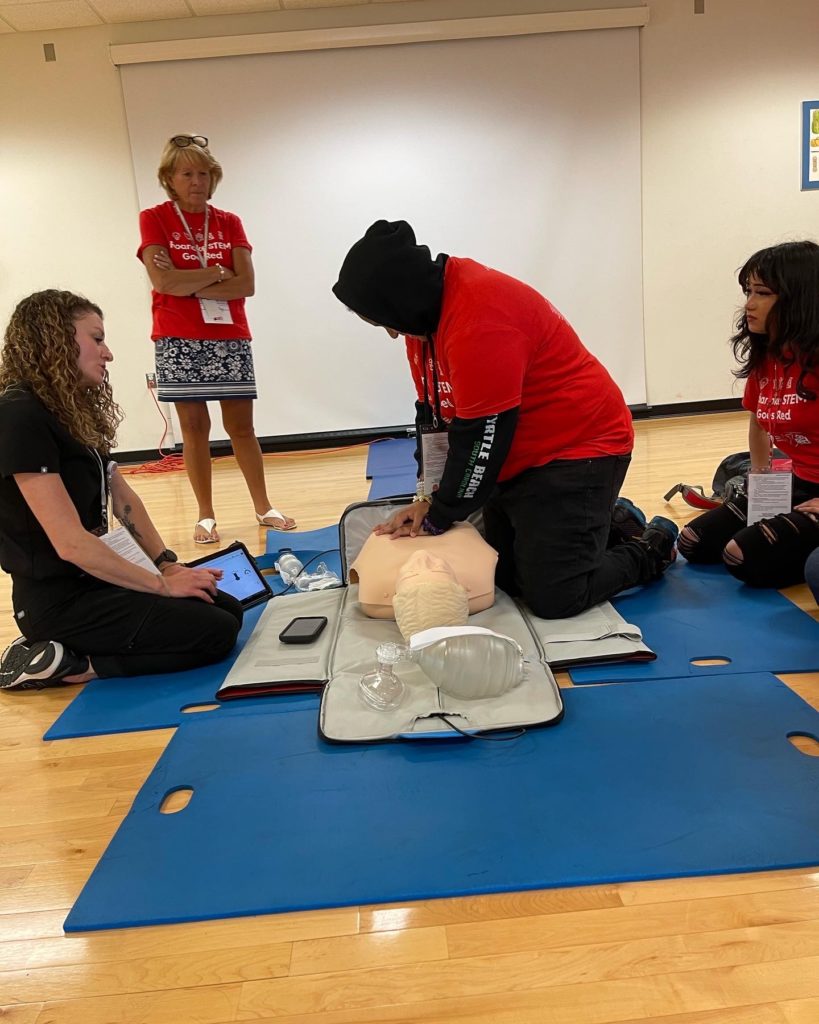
[416,337,448,493]
[174,203,234,327]
[747,453,793,526]
[747,367,794,525]
[198,298,233,324]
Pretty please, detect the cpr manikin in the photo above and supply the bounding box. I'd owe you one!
[351,523,524,705]
[349,521,497,626]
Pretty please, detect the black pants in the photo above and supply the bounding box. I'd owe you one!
[12,575,243,678]
[678,475,819,588]
[483,455,655,619]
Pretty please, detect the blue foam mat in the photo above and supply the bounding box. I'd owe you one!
[43,525,340,741]
[44,604,319,741]
[570,561,819,684]
[367,471,417,500]
[65,672,819,931]
[365,438,415,479]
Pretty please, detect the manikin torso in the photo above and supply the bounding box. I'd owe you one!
[349,522,497,619]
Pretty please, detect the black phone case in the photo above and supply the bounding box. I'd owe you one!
[279,617,328,644]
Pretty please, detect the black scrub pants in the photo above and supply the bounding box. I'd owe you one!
[12,574,243,678]
[483,454,656,620]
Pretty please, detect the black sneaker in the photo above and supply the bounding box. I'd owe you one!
[0,639,88,692]
[610,496,647,544]
[639,515,679,575]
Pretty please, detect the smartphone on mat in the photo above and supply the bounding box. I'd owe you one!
[278,616,328,645]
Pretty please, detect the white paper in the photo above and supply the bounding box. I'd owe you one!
[100,527,161,575]
[747,470,792,526]
[420,431,449,493]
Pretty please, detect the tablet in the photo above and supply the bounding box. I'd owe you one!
[187,541,274,610]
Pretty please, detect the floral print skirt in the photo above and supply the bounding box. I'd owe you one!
[154,338,257,402]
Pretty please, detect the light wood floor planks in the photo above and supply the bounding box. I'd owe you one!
[1,411,818,1024]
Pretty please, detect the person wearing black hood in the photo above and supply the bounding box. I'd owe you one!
[333,220,678,619]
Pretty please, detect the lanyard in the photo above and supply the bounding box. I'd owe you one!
[421,336,443,429]
[767,359,788,464]
[173,202,210,268]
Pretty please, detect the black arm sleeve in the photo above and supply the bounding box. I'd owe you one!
[425,406,520,531]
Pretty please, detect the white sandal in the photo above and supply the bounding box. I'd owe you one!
[194,517,219,544]
[255,507,296,532]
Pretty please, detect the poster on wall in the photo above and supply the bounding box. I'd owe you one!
[802,100,819,191]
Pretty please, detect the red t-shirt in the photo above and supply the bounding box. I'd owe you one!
[743,356,819,482]
[405,257,633,482]
[137,202,252,341]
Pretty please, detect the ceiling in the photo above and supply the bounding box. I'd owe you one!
[0,0,415,35]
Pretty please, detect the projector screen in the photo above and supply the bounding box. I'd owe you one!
[121,26,644,442]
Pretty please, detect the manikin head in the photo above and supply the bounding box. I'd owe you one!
[392,550,470,642]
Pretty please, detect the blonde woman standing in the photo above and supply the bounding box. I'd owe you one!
[138,133,294,544]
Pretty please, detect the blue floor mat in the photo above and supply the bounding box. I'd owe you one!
[44,604,319,741]
[65,672,819,931]
[365,438,415,479]
[569,561,819,684]
[367,471,417,500]
[43,525,340,741]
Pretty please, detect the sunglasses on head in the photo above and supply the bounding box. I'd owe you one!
[171,135,208,149]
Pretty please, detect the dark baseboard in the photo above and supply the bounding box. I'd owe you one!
[629,397,743,419]
[112,401,743,465]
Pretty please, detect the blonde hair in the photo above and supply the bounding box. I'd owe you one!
[393,580,470,642]
[0,290,123,454]
[157,135,223,200]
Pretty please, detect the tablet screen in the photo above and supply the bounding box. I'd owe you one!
[188,542,273,609]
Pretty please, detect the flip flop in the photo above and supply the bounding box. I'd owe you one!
[194,517,219,544]
[255,507,296,532]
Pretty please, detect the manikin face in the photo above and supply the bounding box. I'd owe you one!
[744,273,778,335]
[75,312,112,388]
[395,550,459,592]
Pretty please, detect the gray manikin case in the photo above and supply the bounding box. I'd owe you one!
[219,499,652,738]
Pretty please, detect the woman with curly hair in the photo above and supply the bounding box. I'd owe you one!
[678,240,819,586]
[138,133,294,544]
[0,290,243,691]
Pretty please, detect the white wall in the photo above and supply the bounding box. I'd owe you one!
[641,0,819,405]
[1,0,818,452]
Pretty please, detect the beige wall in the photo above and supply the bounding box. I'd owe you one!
[641,0,819,405]
[1,0,817,451]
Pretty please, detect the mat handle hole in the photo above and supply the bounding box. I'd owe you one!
[787,732,819,758]
[690,657,731,667]
[160,787,194,814]
[181,703,220,714]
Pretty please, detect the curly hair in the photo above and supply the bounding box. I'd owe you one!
[0,290,123,453]
[731,240,819,400]
[157,135,223,201]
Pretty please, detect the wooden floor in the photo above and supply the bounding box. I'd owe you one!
[2,410,818,1024]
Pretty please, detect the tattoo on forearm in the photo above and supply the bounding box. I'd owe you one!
[119,504,143,540]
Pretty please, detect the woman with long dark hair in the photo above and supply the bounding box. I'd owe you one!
[678,240,819,586]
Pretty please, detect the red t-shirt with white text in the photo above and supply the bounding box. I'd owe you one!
[405,257,633,482]
[137,202,252,341]
[743,356,819,482]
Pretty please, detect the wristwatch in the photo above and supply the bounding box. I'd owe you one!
[153,548,178,569]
